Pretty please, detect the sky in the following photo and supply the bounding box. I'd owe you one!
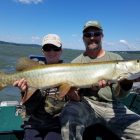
[0,0,140,51]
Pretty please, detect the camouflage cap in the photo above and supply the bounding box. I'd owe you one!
[83,20,103,32]
[42,34,62,47]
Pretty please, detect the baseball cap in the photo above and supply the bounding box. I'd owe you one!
[42,34,62,47]
[83,20,103,32]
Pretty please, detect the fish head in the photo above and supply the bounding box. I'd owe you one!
[126,59,140,80]
[116,60,140,81]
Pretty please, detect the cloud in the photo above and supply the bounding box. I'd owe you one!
[31,36,41,43]
[103,39,140,51]
[119,40,128,45]
[15,0,43,4]
[119,39,138,50]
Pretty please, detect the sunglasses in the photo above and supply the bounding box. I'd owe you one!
[83,31,102,38]
[42,46,62,52]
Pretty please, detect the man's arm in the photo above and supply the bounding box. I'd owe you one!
[112,79,133,98]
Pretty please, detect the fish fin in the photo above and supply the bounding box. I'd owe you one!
[16,57,45,71]
[0,72,8,90]
[58,83,73,99]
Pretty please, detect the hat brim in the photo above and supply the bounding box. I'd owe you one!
[42,41,62,48]
[83,25,102,32]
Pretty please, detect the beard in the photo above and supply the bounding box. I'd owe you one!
[86,41,102,51]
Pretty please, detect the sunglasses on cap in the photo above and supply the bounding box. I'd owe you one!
[42,45,62,52]
[83,31,102,38]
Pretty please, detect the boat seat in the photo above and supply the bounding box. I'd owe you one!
[29,55,46,62]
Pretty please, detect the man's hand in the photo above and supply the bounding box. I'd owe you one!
[13,78,28,92]
[13,78,37,103]
[92,80,109,91]
[98,80,108,88]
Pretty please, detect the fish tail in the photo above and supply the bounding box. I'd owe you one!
[0,72,8,90]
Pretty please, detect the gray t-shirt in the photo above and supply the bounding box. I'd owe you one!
[71,51,129,101]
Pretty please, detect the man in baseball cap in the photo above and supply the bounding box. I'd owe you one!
[61,19,138,140]
[13,34,64,140]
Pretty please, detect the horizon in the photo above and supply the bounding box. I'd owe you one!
[0,40,140,52]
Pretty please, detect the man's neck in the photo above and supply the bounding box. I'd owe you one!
[84,48,105,59]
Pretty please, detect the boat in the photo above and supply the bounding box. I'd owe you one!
[0,55,140,140]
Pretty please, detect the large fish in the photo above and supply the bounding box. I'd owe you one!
[0,59,140,99]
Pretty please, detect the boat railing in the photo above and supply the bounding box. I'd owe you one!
[0,101,19,107]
